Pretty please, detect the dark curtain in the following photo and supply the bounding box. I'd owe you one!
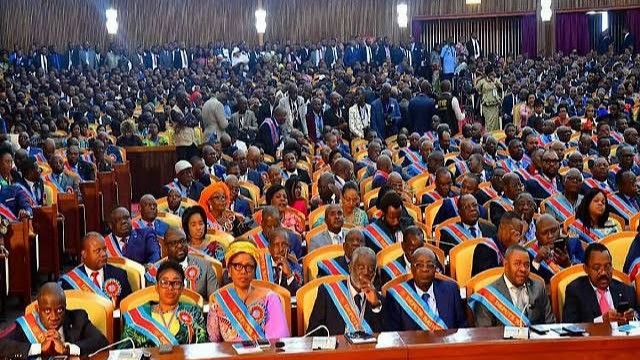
[555,12,591,55]
[412,20,422,43]
[520,15,537,58]
[609,10,626,52]
[588,13,603,51]
[627,8,640,52]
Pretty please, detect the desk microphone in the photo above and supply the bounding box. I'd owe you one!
[519,304,531,328]
[303,325,330,338]
[88,337,135,358]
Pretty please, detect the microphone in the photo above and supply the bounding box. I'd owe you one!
[88,337,135,358]
[519,303,531,328]
[303,325,330,338]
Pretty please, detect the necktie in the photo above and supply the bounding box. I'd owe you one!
[597,288,610,315]
[354,294,363,312]
[274,266,282,283]
[91,271,100,288]
[469,226,478,238]
[147,221,154,228]
[121,237,128,253]
[515,287,527,311]
[421,293,430,305]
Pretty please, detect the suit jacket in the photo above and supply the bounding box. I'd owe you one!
[246,169,265,191]
[0,309,108,357]
[0,183,33,218]
[385,279,466,331]
[48,172,81,200]
[370,97,401,140]
[305,110,324,142]
[433,198,488,228]
[309,229,343,253]
[307,280,384,336]
[173,48,191,69]
[186,255,219,300]
[317,256,349,277]
[114,228,161,265]
[258,102,276,124]
[471,238,507,277]
[232,197,252,218]
[525,175,564,202]
[622,32,636,52]
[75,159,96,181]
[563,276,638,323]
[15,178,45,206]
[408,94,437,136]
[60,264,133,306]
[159,49,174,68]
[466,39,482,59]
[439,221,497,256]
[256,119,281,157]
[282,168,311,185]
[501,93,518,119]
[474,276,555,327]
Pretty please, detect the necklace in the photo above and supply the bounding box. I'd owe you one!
[154,304,178,329]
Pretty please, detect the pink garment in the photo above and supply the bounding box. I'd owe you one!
[291,199,308,217]
[207,291,290,342]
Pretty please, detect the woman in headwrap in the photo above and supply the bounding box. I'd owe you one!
[198,181,238,233]
[207,240,289,342]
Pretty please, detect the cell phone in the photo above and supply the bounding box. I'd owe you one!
[551,327,569,336]
[616,301,630,313]
[257,339,271,348]
[562,325,586,335]
[554,238,567,250]
[241,340,256,347]
[530,325,549,335]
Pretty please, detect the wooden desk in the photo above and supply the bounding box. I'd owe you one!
[100,324,637,360]
[125,146,177,200]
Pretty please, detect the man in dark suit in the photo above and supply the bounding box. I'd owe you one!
[105,207,160,266]
[525,149,563,201]
[67,145,95,181]
[16,157,45,207]
[472,244,555,326]
[385,247,466,331]
[0,282,108,358]
[317,228,364,277]
[261,227,303,295]
[370,83,401,140]
[258,88,278,124]
[305,97,324,143]
[440,194,497,256]
[528,214,579,284]
[159,44,174,69]
[622,27,636,53]
[563,243,638,323]
[501,83,520,126]
[33,46,50,73]
[408,80,437,135]
[225,175,252,219]
[173,42,190,69]
[60,232,132,306]
[307,247,384,335]
[466,33,482,60]
[162,160,205,202]
[256,106,285,157]
[363,191,414,253]
[488,173,521,227]
[471,211,523,277]
[47,154,81,200]
[281,148,311,185]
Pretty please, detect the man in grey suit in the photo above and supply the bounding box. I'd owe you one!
[309,204,345,252]
[146,228,218,300]
[472,244,555,327]
[202,93,229,143]
[49,154,81,201]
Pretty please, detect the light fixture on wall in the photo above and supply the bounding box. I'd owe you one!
[466,0,481,4]
[397,3,408,28]
[541,0,552,22]
[255,9,267,34]
[106,8,118,35]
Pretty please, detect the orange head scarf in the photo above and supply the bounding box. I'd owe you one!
[198,181,231,222]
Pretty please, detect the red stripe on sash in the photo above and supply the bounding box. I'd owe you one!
[218,289,263,340]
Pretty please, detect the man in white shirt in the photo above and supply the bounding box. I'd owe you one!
[309,204,345,252]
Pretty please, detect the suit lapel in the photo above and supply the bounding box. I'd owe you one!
[609,281,624,309]
[583,278,602,318]
[432,279,448,322]
[494,276,514,305]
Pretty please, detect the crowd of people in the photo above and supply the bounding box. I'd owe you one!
[0,29,640,356]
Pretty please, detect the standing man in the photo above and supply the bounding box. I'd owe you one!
[440,37,457,81]
[409,80,437,136]
[466,33,482,60]
[371,83,401,140]
[437,80,465,135]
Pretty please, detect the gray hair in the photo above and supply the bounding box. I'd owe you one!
[351,246,376,267]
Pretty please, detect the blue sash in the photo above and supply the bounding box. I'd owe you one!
[317,258,349,276]
[323,281,373,333]
[570,219,606,244]
[363,222,394,251]
[382,260,408,279]
[16,313,46,344]
[60,267,110,300]
[123,306,179,346]
[387,282,448,331]
[213,287,266,340]
[469,285,530,326]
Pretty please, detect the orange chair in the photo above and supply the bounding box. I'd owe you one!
[600,231,637,272]
[302,244,345,283]
[415,185,437,205]
[550,264,631,322]
[404,202,423,223]
[296,275,348,335]
[450,239,494,286]
[119,287,203,328]
[308,205,328,228]
[434,216,462,246]
[407,173,432,193]
[424,199,444,237]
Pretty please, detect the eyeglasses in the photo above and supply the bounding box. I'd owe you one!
[230,262,256,273]
[165,238,188,247]
[158,279,184,290]
[413,263,436,271]
[589,264,613,273]
[211,194,227,201]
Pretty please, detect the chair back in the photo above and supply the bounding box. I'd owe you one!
[156,196,198,213]
[120,287,203,324]
[381,273,457,296]
[407,173,432,193]
[424,199,444,237]
[305,224,353,251]
[296,275,348,335]
[404,202,423,223]
[630,213,640,233]
[363,188,380,210]
[107,257,146,291]
[206,230,235,249]
[415,185,437,205]
[240,226,263,239]
[308,205,328,228]
[302,245,345,283]
[359,177,373,199]
[189,252,224,284]
[434,216,462,246]
[376,243,403,269]
[600,231,637,271]
[239,181,261,207]
[466,268,545,298]
[26,290,115,342]
[449,239,492,286]
[550,264,631,322]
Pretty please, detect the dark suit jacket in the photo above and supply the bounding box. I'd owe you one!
[256,120,280,157]
[439,221,497,256]
[433,198,488,228]
[285,168,311,185]
[115,228,161,265]
[15,178,45,206]
[305,111,323,142]
[247,169,265,192]
[501,93,517,119]
[173,49,190,68]
[622,32,636,52]
[471,238,508,277]
[563,276,638,323]
[0,184,33,217]
[0,310,108,357]
[408,94,437,135]
[384,279,466,331]
[307,280,384,336]
[233,197,252,218]
[473,276,555,326]
[60,264,133,306]
[258,102,275,124]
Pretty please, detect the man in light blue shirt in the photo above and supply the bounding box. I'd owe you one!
[440,38,457,81]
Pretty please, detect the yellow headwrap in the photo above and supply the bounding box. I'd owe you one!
[224,239,258,265]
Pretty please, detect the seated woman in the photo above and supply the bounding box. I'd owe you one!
[116,119,144,147]
[183,205,228,263]
[122,261,207,347]
[571,188,618,244]
[144,121,169,146]
[285,176,308,217]
[313,181,369,228]
[263,184,305,234]
[208,240,290,342]
[198,181,239,233]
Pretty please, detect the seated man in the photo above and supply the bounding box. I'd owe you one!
[525,149,563,201]
[202,144,226,179]
[471,211,524,277]
[440,194,497,256]
[145,228,218,300]
[317,228,364,277]
[402,139,431,180]
[380,226,437,286]
[476,167,505,205]
[104,206,160,266]
[66,144,95,181]
[514,193,537,243]
[45,154,81,199]
[18,131,44,160]
[247,206,302,259]
[309,173,339,210]
[0,282,108,358]
[528,215,578,283]
[281,148,311,184]
[16,157,45,206]
[307,247,384,335]
[309,204,345,252]
[225,175,253,219]
[607,170,640,223]
[471,244,555,326]
[371,155,393,189]
[134,194,170,238]
[433,173,488,226]
[254,227,302,295]
[563,243,637,323]
[165,188,186,217]
[364,191,413,253]
[385,248,466,331]
[89,139,113,172]
[583,157,614,194]
[488,173,522,227]
[163,160,205,202]
[545,169,584,223]
[60,232,132,306]
[421,167,457,205]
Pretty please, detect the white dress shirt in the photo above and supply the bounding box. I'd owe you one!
[503,275,529,311]
[329,230,344,245]
[84,265,104,287]
[29,328,80,356]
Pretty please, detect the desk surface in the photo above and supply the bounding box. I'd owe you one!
[101,323,640,360]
